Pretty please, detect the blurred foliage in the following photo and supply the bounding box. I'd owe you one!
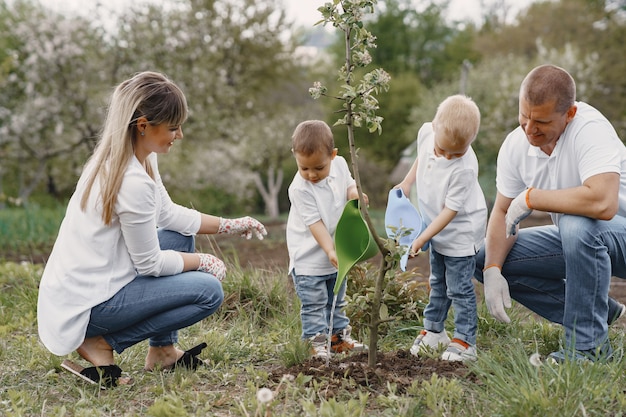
[0,0,625,213]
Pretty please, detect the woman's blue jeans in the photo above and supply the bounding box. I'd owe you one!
[474,215,626,352]
[291,270,350,339]
[424,251,477,345]
[85,230,224,353]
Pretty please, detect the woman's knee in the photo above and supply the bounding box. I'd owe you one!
[196,274,224,309]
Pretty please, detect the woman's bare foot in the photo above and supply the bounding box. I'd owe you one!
[76,336,133,386]
[77,336,115,366]
[144,345,185,371]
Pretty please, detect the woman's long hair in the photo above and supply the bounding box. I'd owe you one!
[80,71,188,225]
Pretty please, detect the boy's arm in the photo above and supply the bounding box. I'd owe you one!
[394,158,418,197]
[309,220,338,268]
[347,184,368,205]
[411,207,457,253]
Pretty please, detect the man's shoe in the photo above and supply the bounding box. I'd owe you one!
[410,329,451,357]
[548,343,614,364]
[331,325,367,353]
[441,339,477,362]
[609,302,626,325]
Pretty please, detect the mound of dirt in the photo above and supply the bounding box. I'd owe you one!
[270,350,477,397]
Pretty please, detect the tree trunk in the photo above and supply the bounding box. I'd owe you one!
[252,166,283,220]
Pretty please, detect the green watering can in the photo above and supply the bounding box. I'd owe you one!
[333,199,379,294]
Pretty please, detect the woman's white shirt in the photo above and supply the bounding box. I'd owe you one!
[37,153,201,355]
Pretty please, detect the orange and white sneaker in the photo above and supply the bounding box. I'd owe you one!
[331,326,367,353]
[309,334,330,358]
[410,329,451,356]
[441,338,477,362]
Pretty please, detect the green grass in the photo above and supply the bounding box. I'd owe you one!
[0,206,65,261]
[1,259,625,416]
[1,207,626,416]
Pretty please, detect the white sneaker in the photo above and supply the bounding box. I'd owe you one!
[410,329,451,357]
[441,339,477,362]
[331,325,367,353]
[309,334,330,358]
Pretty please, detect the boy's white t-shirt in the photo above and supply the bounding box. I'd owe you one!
[287,156,355,276]
[37,153,201,356]
[496,101,626,226]
[415,123,487,257]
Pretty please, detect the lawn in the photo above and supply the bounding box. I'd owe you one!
[1,208,626,416]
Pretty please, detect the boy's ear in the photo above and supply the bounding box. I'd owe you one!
[331,148,338,159]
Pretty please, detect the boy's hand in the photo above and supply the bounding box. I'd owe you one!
[218,216,267,240]
[409,239,424,257]
[328,250,338,268]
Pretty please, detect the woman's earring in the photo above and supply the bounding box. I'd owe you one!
[140,131,145,136]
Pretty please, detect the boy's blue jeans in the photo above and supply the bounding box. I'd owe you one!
[85,230,224,353]
[291,270,350,339]
[424,251,477,345]
[474,215,626,352]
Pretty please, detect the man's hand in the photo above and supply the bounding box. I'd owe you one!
[505,188,534,238]
[218,216,267,240]
[483,266,512,323]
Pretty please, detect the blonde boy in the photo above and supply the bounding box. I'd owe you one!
[396,95,487,361]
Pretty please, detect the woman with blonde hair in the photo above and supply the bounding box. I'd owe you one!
[37,71,266,388]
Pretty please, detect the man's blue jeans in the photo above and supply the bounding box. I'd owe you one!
[85,230,224,353]
[424,251,477,345]
[474,215,626,352]
[291,270,350,339]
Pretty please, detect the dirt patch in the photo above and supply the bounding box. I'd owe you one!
[270,350,476,397]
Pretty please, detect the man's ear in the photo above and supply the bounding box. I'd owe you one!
[331,148,338,159]
[566,105,577,123]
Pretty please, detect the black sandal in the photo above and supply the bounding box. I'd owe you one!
[174,342,208,370]
[61,359,125,389]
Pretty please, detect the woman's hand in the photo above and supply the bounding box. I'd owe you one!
[218,216,267,240]
[197,253,226,281]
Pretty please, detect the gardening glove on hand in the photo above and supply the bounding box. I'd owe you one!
[483,266,512,323]
[218,216,267,240]
[198,253,226,281]
[505,188,534,238]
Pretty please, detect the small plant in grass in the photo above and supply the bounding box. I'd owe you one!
[343,263,429,337]
[279,337,311,367]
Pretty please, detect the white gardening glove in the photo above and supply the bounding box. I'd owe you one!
[483,266,512,323]
[198,253,226,281]
[218,216,267,240]
[505,188,534,238]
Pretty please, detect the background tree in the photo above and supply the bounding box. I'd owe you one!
[0,0,111,205]
[322,0,481,191]
[112,0,317,214]
[1,0,624,217]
